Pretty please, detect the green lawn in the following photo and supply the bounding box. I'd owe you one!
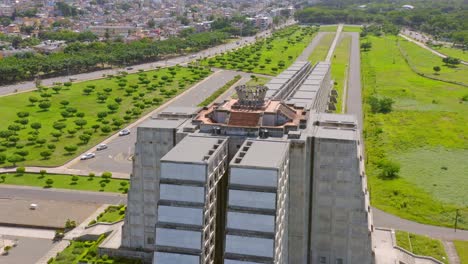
[319,25,338,32]
[343,25,362,32]
[0,66,211,167]
[245,76,271,86]
[50,235,140,264]
[89,205,125,226]
[395,231,449,264]
[454,240,468,264]
[0,172,128,193]
[399,37,468,85]
[330,35,351,113]
[200,25,316,75]
[437,46,468,62]
[308,33,336,65]
[362,35,468,229]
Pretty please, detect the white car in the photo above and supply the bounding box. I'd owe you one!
[119,129,130,136]
[80,153,95,160]
[96,144,108,151]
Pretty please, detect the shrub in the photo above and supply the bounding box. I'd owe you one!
[16,167,26,175]
[378,159,400,179]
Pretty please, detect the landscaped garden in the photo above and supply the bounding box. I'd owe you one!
[395,231,449,263]
[398,37,468,85]
[0,171,129,193]
[200,25,317,75]
[88,205,126,226]
[362,35,468,229]
[308,33,335,65]
[330,34,351,113]
[48,235,140,264]
[0,66,211,167]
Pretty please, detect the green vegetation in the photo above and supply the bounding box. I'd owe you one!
[362,35,468,229]
[395,231,448,263]
[454,240,468,264]
[308,33,336,65]
[330,35,351,112]
[88,205,126,226]
[318,25,338,32]
[436,46,468,62]
[245,76,271,86]
[343,25,362,32]
[0,66,211,167]
[198,75,241,107]
[399,38,468,85]
[49,235,140,264]
[0,172,129,193]
[0,31,225,85]
[201,25,316,75]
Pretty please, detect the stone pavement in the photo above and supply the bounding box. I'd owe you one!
[34,240,69,264]
[442,240,460,264]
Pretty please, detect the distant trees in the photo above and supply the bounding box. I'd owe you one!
[442,57,461,67]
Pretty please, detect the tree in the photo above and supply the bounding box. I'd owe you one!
[17,112,29,118]
[97,111,108,120]
[52,86,62,94]
[74,119,87,129]
[442,56,460,67]
[40,151,52,160]
[51,131,63,141]
[101,171,112,182]
[361,42,372,51]
[7,154,23,166]
[107,103,119,113]
[47,144,56,150]
[64,145,78,154]
[18,118,29,128]
[30,122,42,132]
[8,125,21,135]
[114,97,122,104]
[40,169,47,178]
[53,122,67,132]
[60,100,70,108]
[79,134,91,144]
[16,167,26,175]
[71,175,79,184]
[83,87,93,95]
[36,138,47,146]
[433,66,441,74]
[101,126,111,133]
[379,159,400,179]
[15,150,29,159]
[45,178,54,187]
[97,94,108,103]
[29,96,39,105]
[379,97,394,114]
[38,101,51,111]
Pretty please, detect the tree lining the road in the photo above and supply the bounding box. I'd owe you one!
[0,31,228,85]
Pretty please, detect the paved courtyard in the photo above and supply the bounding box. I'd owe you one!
[0,236,55,264]
[0,198,100,228]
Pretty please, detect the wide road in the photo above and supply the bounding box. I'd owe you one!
[68,70,250,175]
[345,32,363,129]
[0,21,296,97]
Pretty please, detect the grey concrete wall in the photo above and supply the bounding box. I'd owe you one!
[310,136,372,264]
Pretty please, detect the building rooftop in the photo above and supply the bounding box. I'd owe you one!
[161,135,226,164]
[315,126,357,141]
[139,117,187,129]
[231,140,289,169]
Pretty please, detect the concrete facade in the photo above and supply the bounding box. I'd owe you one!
[112,61,373,264]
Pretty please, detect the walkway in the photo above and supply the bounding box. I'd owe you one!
[399,32,468,66]
[325,24,343,62]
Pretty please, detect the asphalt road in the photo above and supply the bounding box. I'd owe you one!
[0,21,296,97]
[0,185,125,205]
[68,70,250,174]
[345,32,363,129]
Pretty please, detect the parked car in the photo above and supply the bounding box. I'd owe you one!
[96,144,108,151]
[119,129,130,136]
[80,153,95,160]
[126,67,133,70]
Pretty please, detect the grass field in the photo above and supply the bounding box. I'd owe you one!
[362,35,468,229]
[343,25,362,32]
[89,205,126,226]
[308,33,336,65]
[0,66,210,167]
[245,76,271,86]
[395,231,449,263]
[50,235,139,264]
[319,25,338,32]
[330,35,351,113]
[454,240,468,264]
[0,172,128,193]
[201,25,316,75]
[437,46,468,62]
[399,37,468,85]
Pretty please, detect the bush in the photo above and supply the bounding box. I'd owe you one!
[16,167,26,175]
[378,159,400,179]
